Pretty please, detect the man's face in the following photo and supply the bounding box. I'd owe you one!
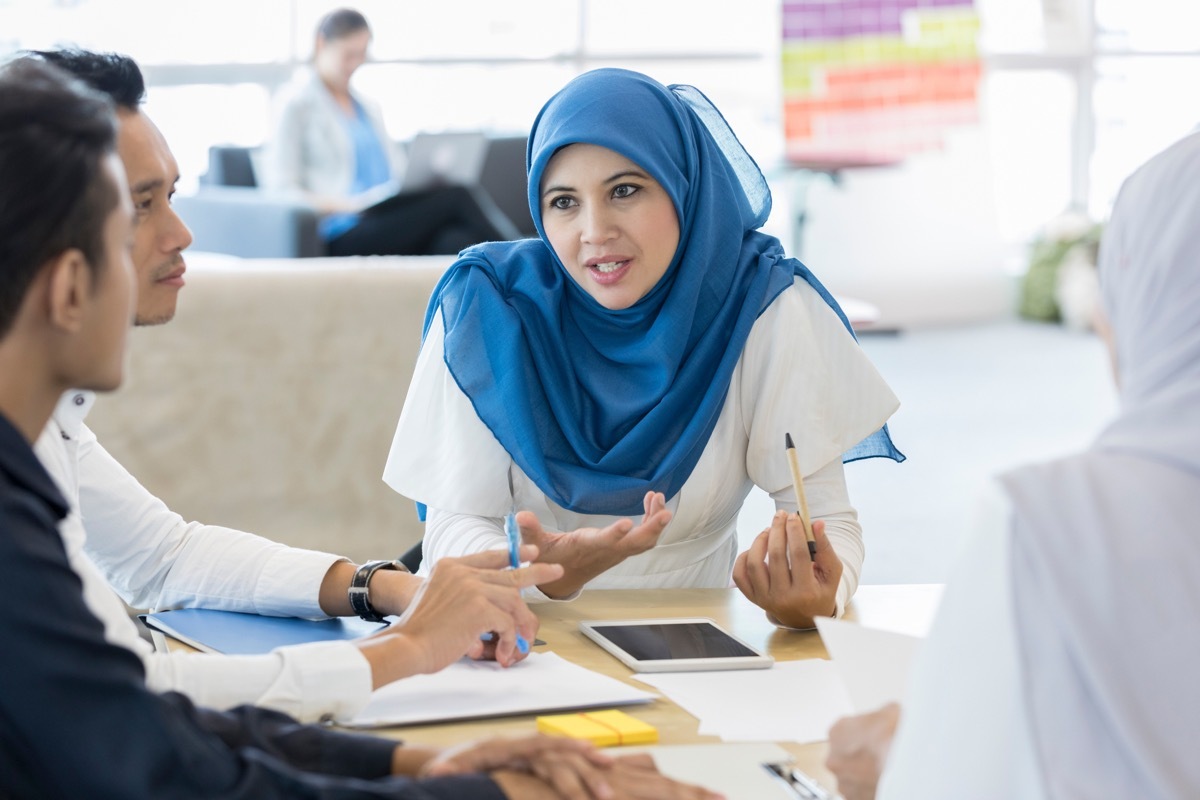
[75,154,136,392]
[116,109,192,326]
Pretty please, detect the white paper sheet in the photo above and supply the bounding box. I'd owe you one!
[618,742,808,800]
[344,651,656,728]
[815,617,922,713]
[632,659,853,744]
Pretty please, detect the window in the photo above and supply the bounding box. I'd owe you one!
[1,0,781,197]
[980,0,1200,230]
[1,0,1182,245]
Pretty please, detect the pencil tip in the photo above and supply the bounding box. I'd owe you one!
[785,432,795,449]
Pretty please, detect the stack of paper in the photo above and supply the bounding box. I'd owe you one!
[631,618,924,744]
[347,652,657,728]
[622,743,808,800]
[633,660,853,744]
[143,609,658,729]
[814,617,922,713]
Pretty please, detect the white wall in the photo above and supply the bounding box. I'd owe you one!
[768,127,1014,331]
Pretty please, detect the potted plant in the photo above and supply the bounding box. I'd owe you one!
[1018,211,1104,330]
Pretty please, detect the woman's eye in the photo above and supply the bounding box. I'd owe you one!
[549,196,574,210]
[613,184,639,199]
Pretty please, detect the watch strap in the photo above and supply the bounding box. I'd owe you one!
[348,559,407,622]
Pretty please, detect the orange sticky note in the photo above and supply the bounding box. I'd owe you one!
[536,709,658,747]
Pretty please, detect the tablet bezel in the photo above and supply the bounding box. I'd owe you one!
[579,617,774,673]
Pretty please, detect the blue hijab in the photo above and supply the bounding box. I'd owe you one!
[423,68,901,516]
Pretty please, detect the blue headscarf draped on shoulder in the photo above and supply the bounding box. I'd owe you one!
[423,68,901,516]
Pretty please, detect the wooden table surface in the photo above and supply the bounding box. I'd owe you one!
[349,584,944,791]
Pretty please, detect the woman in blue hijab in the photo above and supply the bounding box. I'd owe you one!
[384,68,902,628]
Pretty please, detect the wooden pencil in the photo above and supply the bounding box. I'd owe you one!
[784,432,817,557]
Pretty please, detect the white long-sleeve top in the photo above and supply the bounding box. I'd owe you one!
[33,391,372,723]
[385,279,900,615]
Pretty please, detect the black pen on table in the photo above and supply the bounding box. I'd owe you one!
[764,762,832,799]
[784,432,817,558]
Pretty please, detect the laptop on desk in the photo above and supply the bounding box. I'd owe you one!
[360,130,521,239]
[399,130,490,192]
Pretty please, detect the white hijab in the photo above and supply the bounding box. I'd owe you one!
[1001,132,1200,798]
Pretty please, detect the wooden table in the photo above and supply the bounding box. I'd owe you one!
[354,584,943,790]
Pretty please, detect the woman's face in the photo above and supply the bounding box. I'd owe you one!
[315,28,371,89]
[540,143,680,310]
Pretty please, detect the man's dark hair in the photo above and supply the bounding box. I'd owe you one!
[26,48,146,111]
[0,58,119,338]
[316,8,370,42]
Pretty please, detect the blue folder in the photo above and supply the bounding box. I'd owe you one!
[141,608,388,655]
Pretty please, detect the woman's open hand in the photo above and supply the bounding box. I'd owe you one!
[519,491,672,598]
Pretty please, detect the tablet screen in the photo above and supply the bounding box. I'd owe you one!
[593,622,759,661]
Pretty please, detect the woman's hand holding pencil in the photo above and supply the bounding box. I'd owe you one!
[731,432,842,629]
[732,511,842,630]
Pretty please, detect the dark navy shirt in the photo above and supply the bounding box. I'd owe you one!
[0,411,505,800]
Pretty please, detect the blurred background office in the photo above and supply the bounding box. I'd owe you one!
[2,0,1191,583]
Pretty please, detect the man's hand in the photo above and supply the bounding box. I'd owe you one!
[425,737,726,800]
[825,703,901,800]
[732,511,842,629]
[355,546,563,688]
[520,491,672,598]
[422,734,613,800]
[593,753,725,800]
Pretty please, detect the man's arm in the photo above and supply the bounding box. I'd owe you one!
[318,559,422,618]
[0,494,505,800]
[143,643,374,724]
[75,421,344,617]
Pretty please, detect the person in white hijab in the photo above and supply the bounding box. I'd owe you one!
[824,131,1200,799]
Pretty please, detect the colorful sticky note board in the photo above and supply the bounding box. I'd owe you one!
[782,0,982,162]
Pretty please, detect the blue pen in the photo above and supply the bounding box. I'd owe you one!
[481,466,530,653]
[504,509,530,654]
[505,464,529,653]
[477,510,530,652]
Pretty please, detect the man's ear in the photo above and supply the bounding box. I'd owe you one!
[44,249,92,334]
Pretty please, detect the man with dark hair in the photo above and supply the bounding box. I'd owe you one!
[0,61,121,339]
[0,56,718,800]
[22,48,544,725]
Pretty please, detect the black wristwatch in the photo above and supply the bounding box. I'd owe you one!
[348,559,408,623]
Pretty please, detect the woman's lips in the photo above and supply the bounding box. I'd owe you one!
[588,259,631,285]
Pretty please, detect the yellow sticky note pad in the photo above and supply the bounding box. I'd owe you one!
[536,709,658,747]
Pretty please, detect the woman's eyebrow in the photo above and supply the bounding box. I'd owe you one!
[543,170,649,198]
[541,182,573,198]
[604,169,648,184]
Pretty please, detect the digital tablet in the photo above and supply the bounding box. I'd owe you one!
[579,618,774,673]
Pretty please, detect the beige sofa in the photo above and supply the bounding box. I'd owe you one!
[85,252,454,563]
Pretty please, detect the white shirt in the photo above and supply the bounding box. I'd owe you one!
[34,391,372,723]
[877,481,1045,799]
[386,279,901,614]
